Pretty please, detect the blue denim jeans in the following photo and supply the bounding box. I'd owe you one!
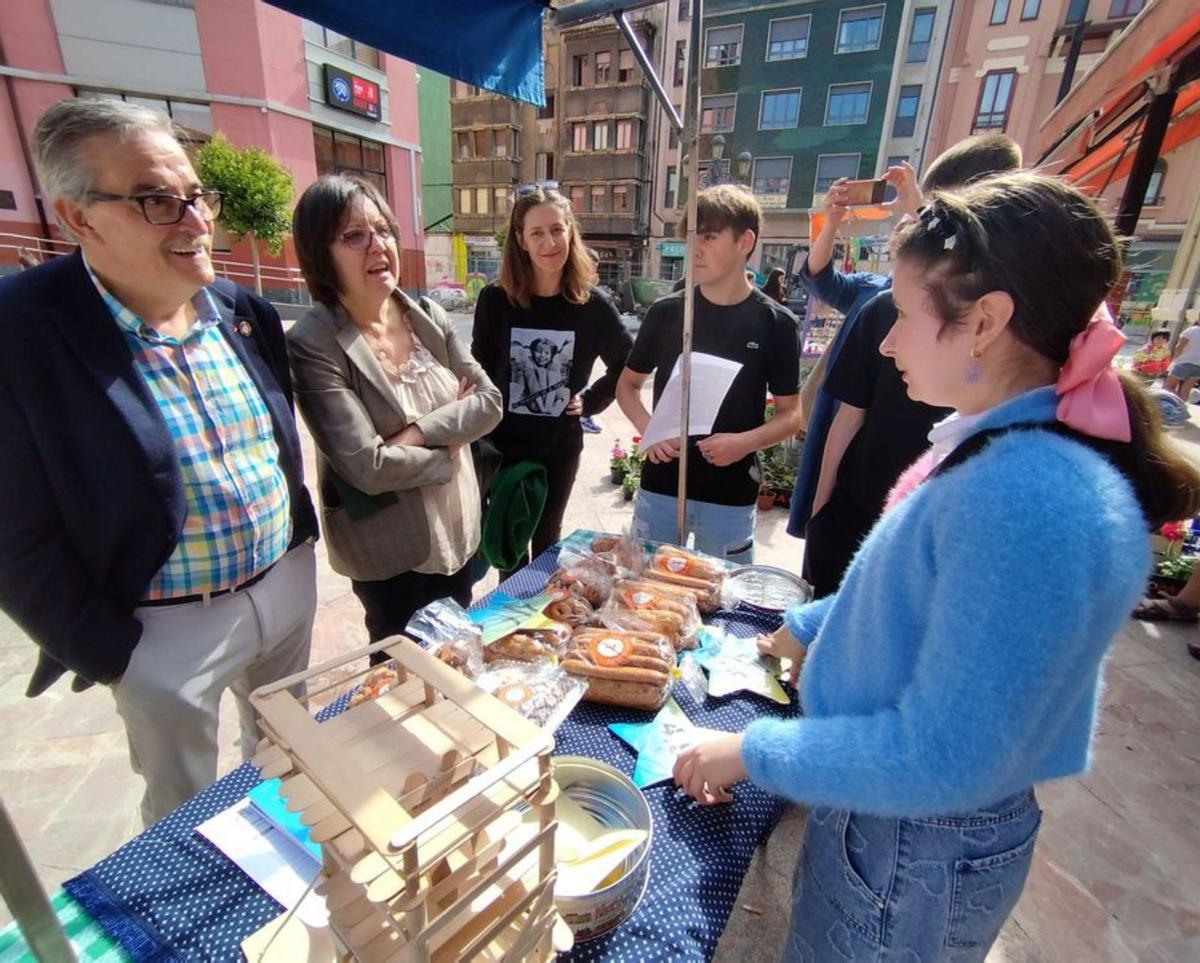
[632,488,756,564]
[784,790,1040,962]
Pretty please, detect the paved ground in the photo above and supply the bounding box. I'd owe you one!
[2,342,1199,961]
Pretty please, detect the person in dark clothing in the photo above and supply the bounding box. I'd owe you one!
[472,187,632,571]
[762,267,787,304]
[794,134,1023,596]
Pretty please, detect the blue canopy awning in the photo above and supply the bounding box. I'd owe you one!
[265,0,547,106]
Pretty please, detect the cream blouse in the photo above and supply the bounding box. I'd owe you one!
[389,332,481,575]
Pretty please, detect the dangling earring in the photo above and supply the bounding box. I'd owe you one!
[966,347,982,383]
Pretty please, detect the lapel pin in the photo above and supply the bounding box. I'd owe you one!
[237,320,253,338]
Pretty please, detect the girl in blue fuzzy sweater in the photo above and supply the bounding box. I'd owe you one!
[673,173,1200,961]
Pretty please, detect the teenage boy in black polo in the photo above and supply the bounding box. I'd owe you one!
[616,185,801,562]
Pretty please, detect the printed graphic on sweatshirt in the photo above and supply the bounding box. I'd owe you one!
[508,328,574,416]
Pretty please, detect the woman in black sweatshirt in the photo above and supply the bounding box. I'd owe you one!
[472,187,632,571]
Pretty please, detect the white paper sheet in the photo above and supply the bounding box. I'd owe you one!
[639,352,743,449]
[197,798,328,927]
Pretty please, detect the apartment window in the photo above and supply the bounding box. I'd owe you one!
[619,49,635,82]
[595,50,612,84]
[766,16,810,61]
[678,0,689,20]
[674,40,687,86]
[572,122,588,151]
[759,88,802,130]
[814,153,860,193]
[613,185,631,212]
[906,8,936,63]
[570,185,586,210]
[590,185,607,213]
[825,83,871,125]
[1065,0,1088,23]
[1144,159,1166,205]
[492,129,510,157]
[454,132,470,159]
[1020,0,1041,20]
[700,93,737,132]
[303,21,379,68]
[893,85,921,137]
[836,6,885,54]
[669,108,681,148]
[593,121,609,150]
[973,70,1016,131]
[313,124,386,195]
[79,90,213,136]
[475,187,490,215]
[665,165,678,209]
[989,0,1009,25]
[616,119,634,150]
[572,54,589,86]
[458,188,472,214]
[1109,0,1144,16]
[539,93,555,120]
[473,129,491,156]
[451,79,479,98]
[494,188,509,216]
[535,152,554,181]
[751,157,791,205]
[704,25,743,67]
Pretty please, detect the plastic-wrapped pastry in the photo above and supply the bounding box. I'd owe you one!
[474,660,587,730]
[543,591,595,627]
[484,622,571,663]
[348,663,401,707]
[561,628,675,711]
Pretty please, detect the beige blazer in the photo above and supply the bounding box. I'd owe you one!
[286,290,502,580]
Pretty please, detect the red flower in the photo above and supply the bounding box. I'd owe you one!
[632,435,642,443]
[1161,521,1187,542]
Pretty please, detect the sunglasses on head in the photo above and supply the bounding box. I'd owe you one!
[514,180,560,199]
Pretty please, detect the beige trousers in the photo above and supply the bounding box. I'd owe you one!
[113,541,317,825]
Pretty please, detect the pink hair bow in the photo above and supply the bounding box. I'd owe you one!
[1054,304,1131,442]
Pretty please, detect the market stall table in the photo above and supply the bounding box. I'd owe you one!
[55,536,796,961]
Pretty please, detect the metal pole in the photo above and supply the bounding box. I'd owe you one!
[0,798,76,962]
[676,0,703,546]
[1114,88,1176,241]
[614,12,683,135]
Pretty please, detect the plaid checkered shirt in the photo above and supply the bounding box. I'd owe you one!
[88,265,292,599]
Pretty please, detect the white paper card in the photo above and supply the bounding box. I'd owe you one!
[640,352,743,449]
[197,798,328,927]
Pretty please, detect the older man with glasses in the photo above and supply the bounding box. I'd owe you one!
[0,98,319,825]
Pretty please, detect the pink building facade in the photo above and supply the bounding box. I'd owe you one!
[0,0,426,292]
[924,0,1198,327]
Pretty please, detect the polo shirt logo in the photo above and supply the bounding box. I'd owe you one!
[746,341,759,349]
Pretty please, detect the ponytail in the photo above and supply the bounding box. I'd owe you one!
[1117,373,1200,529]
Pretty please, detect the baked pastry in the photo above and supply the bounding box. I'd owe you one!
[484,624,570,663]
[544,592,595,626]
[349,664,400,707]
[562,628,674,710]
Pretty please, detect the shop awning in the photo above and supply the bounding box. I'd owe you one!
[263,0,548,106]
[1036,0,1200,193]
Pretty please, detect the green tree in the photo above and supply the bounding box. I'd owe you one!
[195,134,294,295]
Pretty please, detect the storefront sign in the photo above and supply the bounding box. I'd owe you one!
[323,64,381,121]
[658,241,687,258]
[755,192,788,209]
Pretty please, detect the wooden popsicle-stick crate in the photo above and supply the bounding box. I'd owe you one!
[243,635,573,962]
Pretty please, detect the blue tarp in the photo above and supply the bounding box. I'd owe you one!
[265,0,547,106]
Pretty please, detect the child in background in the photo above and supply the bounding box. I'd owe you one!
[1131,328,1171,383]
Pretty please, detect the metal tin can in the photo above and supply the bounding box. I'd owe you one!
[551,756,653,942]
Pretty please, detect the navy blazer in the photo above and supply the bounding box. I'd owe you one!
[0,251,318,696]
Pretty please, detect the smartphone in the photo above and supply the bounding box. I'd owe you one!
[842,178,887,206]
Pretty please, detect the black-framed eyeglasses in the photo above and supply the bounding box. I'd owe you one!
[338,224,394,250]
[86,190,223,225]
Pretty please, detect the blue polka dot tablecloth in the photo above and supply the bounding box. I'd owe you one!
[65,538,796,962]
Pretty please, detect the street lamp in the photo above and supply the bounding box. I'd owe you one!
[689,134,753,187]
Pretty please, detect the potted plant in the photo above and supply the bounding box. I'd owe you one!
[757,444,784,510]
[610,440,628,484]
[621,472,639,502]
[1150,520,1196,595]
[628,435,646,477]
[756,485,776,511]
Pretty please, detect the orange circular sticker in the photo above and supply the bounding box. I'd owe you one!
[658,555,693,576]
[497,683,533,708]
[589,636,632,667]
[631,591,655,607]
